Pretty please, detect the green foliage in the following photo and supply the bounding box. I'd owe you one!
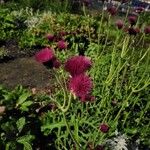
[0,2,150,149]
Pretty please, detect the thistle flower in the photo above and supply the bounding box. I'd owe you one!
[57,40,67,50]
[46,34,54,41]
[35,47,60,69]
[116,20,124,29]
[69,74,93,101]
[64,55,92,77]
[99,123,109,133]
[144,26,150,34]
[128,27,139,36]
[52,59,61,68]
[107,6,117,16]
[128,16,137,26]
[35,47,54,63]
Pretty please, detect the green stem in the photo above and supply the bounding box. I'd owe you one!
[62,112,82,150]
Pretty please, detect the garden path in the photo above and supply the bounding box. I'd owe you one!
[0,57,55,93]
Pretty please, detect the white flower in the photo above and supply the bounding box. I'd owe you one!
[106,133,128,150]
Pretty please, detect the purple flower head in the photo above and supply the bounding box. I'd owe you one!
[57,40,67,50]
[144,26,150,34]
[35,47,54,63]
[64,55,92,77]
[116,20,124,29]
[69,74,93,101]
[99,123,109,133]
[128,27,139,36]
[46,34,54,41]
[107,6,117,16]
[35,47,60,69]
[128,16,137,26]
[52,59,61,68]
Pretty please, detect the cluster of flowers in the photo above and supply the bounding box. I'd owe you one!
[35,47,94,102]
[106,1,150,36]
[46,31,68,50]
[115,16,150,36]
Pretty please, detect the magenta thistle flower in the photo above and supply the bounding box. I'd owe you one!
[69,74,93,101]
[35,47,60,69]
[99,123,109,133]
[64,55,92,77]
[107,6,117,16]
[128,27,139,36]
[46,34,54,41]
[52,59,61,68]
[57,40,67,50]
[128,16,137,26]
[35,47,54,63]
[116,20,124,29]
[144,26,150,34]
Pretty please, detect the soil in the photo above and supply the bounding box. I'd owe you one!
[0,40,56,92]
[0,57,56,90]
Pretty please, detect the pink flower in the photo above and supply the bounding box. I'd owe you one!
[128,16,137,26]
[128,27,139,36]
[35,47,54,63]
[107,6,117,16]
[69,74,93,101]
[46,34,54,41]
[52,59,61,68]
[99,123,109,133]
[116,20,124,29]
[35,47,60,69]
[144,26,150,34]
[57,40,67,50]
[64,55,92,77]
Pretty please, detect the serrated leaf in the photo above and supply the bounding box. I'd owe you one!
[17,141,32,150]
[22,101,33,107]
[17,135,34,143]
[17,92,31,106]
[16,117,26,133]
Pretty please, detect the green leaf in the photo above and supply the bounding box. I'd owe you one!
[17,135,34,143]
[20,101,33,111]
[18,141,32,150]
[16,117,26,133]
[17,92,31,106]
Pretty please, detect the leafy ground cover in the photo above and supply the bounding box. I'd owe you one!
[0,1,150,150]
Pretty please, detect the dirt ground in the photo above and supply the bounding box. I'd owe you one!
[0,57,55,91]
